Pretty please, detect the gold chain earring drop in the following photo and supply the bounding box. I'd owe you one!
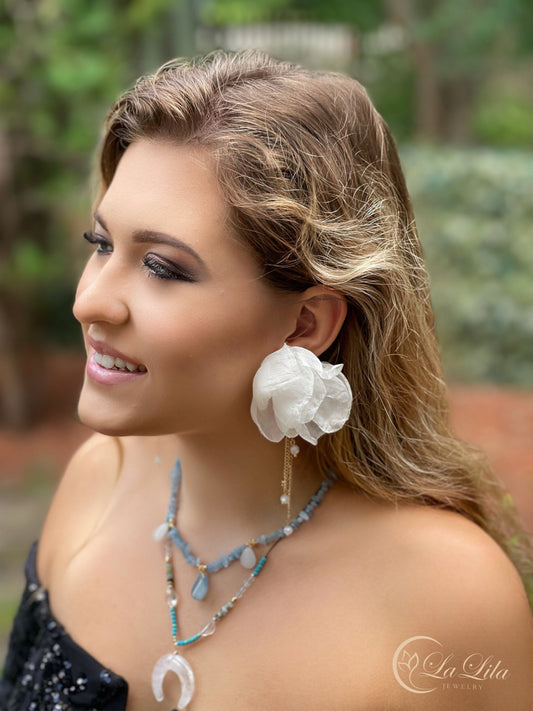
[281,437,299,526]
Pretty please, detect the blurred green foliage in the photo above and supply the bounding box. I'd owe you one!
[0,598,19,638]
[0,1,169,355]
[402,146,533,386]
[473,95,533,147]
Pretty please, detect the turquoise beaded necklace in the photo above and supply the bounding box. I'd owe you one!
[151,459,333,710]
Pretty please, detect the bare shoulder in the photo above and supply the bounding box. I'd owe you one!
[384,503,532,621]
[37,433,123,585]
[343,497,533,710]
[377,501,527,585]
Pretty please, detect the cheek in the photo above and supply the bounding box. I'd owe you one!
[142,297,277,381]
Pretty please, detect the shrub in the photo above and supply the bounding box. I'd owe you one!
[401,146,533,386]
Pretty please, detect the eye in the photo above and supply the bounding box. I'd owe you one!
[143,254,197,282]
[83,230,112,254]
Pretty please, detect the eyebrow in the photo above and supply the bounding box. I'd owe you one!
[94,212,207,269]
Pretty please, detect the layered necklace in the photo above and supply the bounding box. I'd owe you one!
[151,459,332,710]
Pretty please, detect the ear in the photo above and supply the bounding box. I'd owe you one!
[285,286,347,356]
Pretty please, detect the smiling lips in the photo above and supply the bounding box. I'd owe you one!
[86,343,147,385]
[93,351,147,373]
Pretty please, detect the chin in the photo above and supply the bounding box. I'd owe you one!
[77,409,128,437]
[76,396,143,437]
[77,398,180,438]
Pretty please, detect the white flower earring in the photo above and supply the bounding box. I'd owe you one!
[251,344,352,445]
[251,344,353,519]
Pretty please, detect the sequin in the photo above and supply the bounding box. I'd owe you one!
[0,542,128,710]
[99,670,112,684]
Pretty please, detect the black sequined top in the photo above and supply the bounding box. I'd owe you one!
[0,542,129,710]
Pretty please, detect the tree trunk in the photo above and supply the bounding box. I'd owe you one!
[411,41,441,140]
[0,300,31,428]
[384,0,442,141]
[441,76,477,143]
[0,127,32,428]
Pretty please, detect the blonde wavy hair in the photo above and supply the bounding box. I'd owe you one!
[98,49,532,589]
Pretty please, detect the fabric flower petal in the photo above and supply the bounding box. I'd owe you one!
[250,398,285,442]
[251,344,353,444]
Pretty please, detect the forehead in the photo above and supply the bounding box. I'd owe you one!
[96,139,271,283]
[98,139,232,250]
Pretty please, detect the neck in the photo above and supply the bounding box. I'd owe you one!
[163,426,322,558]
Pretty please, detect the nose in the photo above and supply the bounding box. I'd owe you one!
[73,259,130,327]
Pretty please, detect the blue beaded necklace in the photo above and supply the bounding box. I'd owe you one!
[151,459,333,710]
[154,459,332,601]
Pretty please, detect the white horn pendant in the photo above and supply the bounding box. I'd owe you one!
[151,652,195,710]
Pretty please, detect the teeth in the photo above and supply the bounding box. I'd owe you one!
[94,351,145,373]
[101,354,115,369]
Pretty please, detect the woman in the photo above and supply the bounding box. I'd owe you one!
[1,50,532,711]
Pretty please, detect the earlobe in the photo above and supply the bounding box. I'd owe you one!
[286,286,347,356]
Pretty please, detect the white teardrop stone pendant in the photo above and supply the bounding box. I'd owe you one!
[153,522,168,541]
[239,546,257,569]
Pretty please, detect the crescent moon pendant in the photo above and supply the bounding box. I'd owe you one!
[151,652,195,710]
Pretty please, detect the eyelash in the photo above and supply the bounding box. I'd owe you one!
[142,255,196,282]
[83,230,111,254]
[82,231,196,283]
